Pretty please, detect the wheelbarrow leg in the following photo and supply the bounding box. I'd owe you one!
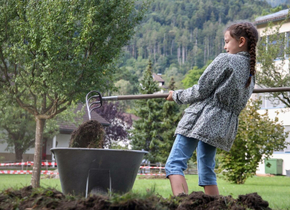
[86,168,112,197]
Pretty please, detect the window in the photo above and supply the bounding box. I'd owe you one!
[259,93,286,109]
[262,32,289,60]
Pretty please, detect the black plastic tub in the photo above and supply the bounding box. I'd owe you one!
[51,147,148,196]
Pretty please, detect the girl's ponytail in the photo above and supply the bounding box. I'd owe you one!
[226,22,259,88]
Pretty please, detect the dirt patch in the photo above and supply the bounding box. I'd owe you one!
[0,186,271,210]
[69,120,105,148]
[138,175,167,179]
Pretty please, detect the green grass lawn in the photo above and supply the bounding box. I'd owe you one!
[0,174,290,209]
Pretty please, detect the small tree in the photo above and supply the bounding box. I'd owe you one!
[217,99,289,184]
[0,0,147,187]
[0,103,35,161]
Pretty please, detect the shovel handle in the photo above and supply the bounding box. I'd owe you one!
[102,93,169,101]
[253,87,290,93]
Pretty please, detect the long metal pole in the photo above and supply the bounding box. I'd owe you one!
[86,88,290,120]
[253,87,290,93]
[101,87,290,101]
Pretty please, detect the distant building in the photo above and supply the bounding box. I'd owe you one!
[152,73,167,93]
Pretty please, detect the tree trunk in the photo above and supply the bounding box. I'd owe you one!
[182,45,185,64]
[171,40,174,55]
[163,33,166,56]
[12,134,24,161]
[15,147,24,162]
[154,43,156,63]
[132,44,135,58]
[177,46,181,65]
[31,117,46,188]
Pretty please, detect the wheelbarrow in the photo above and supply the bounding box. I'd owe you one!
[51,147,148,196]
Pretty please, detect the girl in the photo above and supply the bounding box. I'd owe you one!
[165,22,259,196]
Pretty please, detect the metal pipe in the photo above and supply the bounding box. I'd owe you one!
[253,87,290,93]
[102,94,168,101]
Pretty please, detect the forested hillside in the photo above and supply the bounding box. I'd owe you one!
[115,0,286,92]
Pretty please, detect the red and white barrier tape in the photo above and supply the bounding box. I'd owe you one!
[41,162,57,166]
[0,170,59,175]
[0,162,57,167]
[0,161,33,166]
[1,162,165,169]
[0,170,164,176]
[139,166,165,169]
[138,173,166,176]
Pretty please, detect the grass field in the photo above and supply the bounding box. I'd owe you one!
[0,174,289,209]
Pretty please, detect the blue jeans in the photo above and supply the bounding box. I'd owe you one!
[165,134,217,186]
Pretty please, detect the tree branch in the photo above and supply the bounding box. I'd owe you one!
[0,46,10,82]
[15,96,38,115]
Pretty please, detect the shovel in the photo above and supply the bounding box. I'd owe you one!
[86,87,290,120]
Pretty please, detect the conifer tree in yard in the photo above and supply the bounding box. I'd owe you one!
[217,99,289,184]
[130,60,164,162]
[155,77,182,163]
[0,0,148,188]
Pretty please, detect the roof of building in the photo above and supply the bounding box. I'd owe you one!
[255,9,289,25]
[59,103,110,134]
[152,73,165,82]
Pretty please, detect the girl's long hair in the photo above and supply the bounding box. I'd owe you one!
[226,22,259,88]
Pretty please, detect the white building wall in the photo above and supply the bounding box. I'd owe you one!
[54,133,71,148]
[0,142,9,153]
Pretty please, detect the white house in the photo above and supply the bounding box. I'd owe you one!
[152,73,167,93]
[254,9,290,176]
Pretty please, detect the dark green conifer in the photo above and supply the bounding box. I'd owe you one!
[130,60,164,162]
[155,77,182,163]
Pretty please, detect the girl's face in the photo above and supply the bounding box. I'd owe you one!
[224,31,244,54]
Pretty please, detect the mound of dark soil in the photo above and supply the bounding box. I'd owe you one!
[0,186,271,210]
[69,120,105,148]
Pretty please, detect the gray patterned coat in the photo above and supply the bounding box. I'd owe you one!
[173,52,254,152]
